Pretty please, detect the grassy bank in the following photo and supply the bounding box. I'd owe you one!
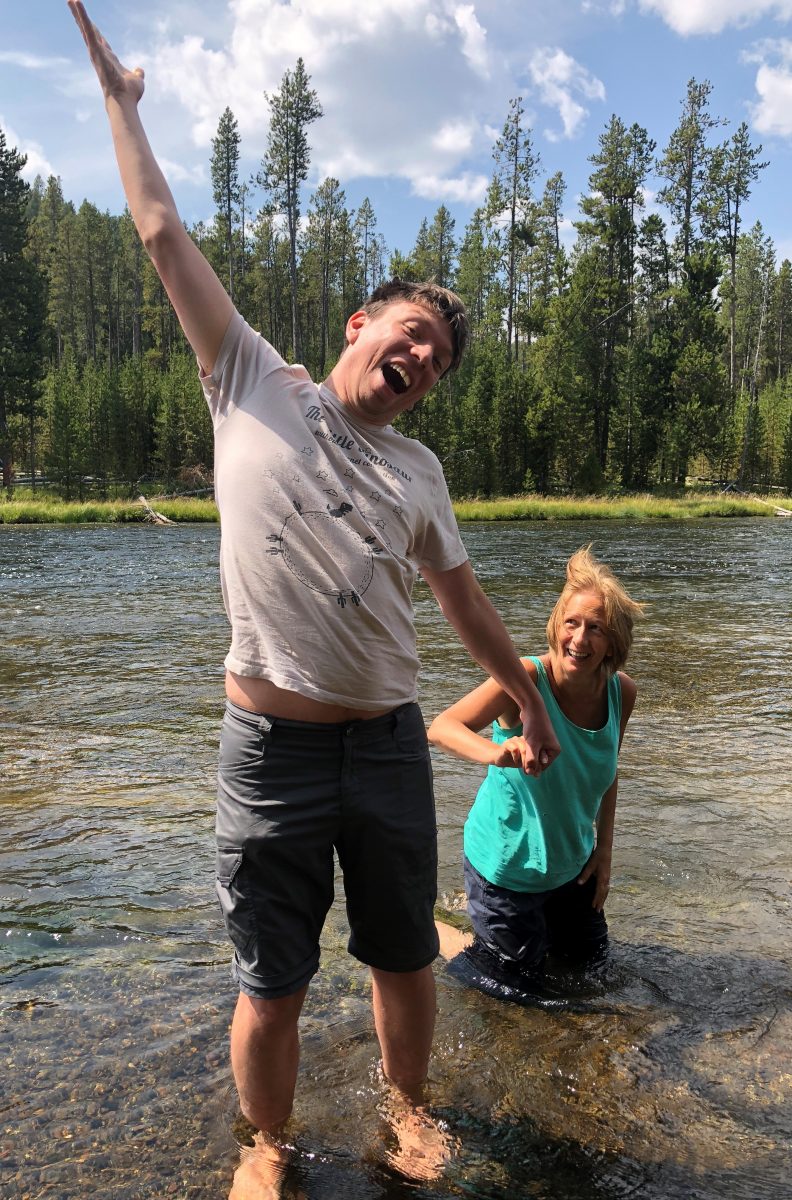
[1,491,789,525]
[0,496,219,524]
[452,493,789,520]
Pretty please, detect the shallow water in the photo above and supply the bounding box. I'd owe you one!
[1,519,791,1199]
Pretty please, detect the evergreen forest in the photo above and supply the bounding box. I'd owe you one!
[2,71,792,500]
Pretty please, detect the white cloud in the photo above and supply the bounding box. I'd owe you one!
[558,215,577,249]
[432,119,478,154]
[453,5,490,78]
[0,51,71,69]
[134,0,500,200]
[528,48,605,140]
[640,186,662,215]
[159,157,208,186]
[745,39,792,136]
[0,116,56,181]
[638,0,792,36]
[581,0,627,13]
[410,171,489,202]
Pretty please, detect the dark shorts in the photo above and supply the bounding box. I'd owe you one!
[463,856,608,982]
[215,700,439,999]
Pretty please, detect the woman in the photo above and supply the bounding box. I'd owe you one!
[428,547,644,993]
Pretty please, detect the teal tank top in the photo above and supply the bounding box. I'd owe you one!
[463,657,622,892]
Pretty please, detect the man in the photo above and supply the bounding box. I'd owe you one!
[68,0,560,1181]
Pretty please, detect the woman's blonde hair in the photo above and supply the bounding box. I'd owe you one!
[546,545,645,675]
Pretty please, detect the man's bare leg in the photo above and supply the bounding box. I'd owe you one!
[229,988,309,1199]
[230,986,309,1132]
[370,965,435,1099]
[370,965,456,1180]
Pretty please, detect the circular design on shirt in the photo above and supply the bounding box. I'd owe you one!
[267,500,383,608]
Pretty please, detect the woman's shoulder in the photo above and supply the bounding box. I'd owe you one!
[519,655,540,682]
[615,671,637,720]
[616,670,637,697]
[495,656,539,730]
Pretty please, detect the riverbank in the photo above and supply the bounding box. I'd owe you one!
[0,491,789,524]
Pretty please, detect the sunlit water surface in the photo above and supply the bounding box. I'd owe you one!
[1,519,790,1199]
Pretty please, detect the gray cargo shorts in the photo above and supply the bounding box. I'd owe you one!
[215,699,439,999]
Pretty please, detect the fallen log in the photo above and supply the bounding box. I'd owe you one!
[138,495,175,525]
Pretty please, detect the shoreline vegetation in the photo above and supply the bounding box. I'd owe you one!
[1,492,790,525]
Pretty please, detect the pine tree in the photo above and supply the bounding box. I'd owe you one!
[769,259,792,380]
[705,122,768,394]
[211,107,241,300]
[409,219,433,281]
[44,353,83,497]
[531,171,568,324]
[455,207,501,338]
[0,130,45,491]
[657,78,724,268]
[303,177,347,375]
[576,116,654,478]
[259,59,322,362]
[488,96,539,360]
[355,198,378,295]
[426,206,457,288]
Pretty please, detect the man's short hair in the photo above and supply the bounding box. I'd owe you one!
[362,279,470,375]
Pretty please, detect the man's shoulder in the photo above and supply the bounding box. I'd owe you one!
[382,425,445,471]
[226,313,314,383]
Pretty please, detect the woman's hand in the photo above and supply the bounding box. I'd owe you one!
[490,736,529,768]
[577,844,612,911]
[69,1,145,106]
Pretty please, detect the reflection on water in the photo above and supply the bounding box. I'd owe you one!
[1,520,791,1198]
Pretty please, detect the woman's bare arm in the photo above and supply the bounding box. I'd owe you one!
[427,659,540,768]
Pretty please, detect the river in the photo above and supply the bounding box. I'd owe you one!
[1,518,790,1199]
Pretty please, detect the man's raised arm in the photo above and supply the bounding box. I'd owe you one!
[68,1,234,373]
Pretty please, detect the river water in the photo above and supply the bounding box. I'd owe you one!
[1,518,790,1199]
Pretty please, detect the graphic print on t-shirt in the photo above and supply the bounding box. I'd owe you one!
[267,498,384,609]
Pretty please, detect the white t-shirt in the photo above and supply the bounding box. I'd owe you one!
[201,312,468,709]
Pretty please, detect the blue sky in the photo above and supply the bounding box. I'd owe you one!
[2,1,792,263]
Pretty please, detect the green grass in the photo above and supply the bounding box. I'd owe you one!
[1,491,789,524]
[452,493,787,521]
[0,496,219,524]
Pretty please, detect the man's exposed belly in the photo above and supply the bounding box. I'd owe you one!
[225,671,391,723]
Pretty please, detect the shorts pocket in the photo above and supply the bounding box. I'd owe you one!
[218,710,270,773]
[393,705,430,761]
[215,846,257,959]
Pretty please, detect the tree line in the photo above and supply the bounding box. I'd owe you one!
[2,71,792,499]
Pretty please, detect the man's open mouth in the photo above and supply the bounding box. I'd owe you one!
[381,362,411,395]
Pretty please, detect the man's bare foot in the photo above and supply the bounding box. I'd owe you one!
[435,918,473,961]
[229,1132,302,1200]
[375,1065,458,1183]
[384,1104,457,1182]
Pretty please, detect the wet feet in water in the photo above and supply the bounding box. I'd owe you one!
[229,1132,305,1200]
[384,1104,458,1182]
[376,1068,459,1183]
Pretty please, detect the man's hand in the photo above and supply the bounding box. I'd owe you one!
[577,844,612,911]
[69,1,144,106]
[518,696,561,777]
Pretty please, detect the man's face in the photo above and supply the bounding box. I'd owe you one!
[329,301,454,426]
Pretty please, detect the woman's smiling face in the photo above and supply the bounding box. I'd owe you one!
[552,589,613,678]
